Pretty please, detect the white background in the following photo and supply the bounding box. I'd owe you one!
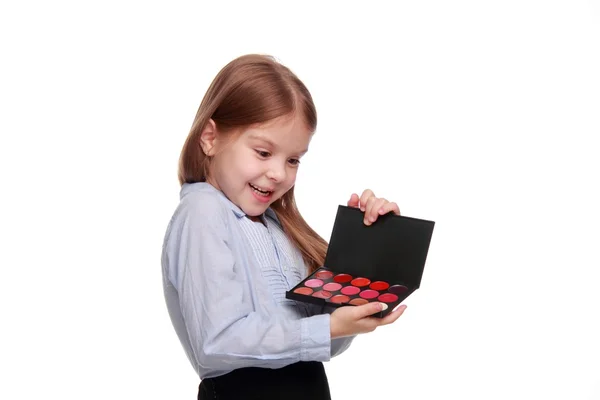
[1,1,599,399]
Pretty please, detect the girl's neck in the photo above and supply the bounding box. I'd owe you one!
[248,214,266,226]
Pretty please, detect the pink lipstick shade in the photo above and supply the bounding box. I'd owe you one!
[341,286,361,296]
[359,289,379,299]
[304,279,324,288]
[312,290,332,299]
[323,282,342,291]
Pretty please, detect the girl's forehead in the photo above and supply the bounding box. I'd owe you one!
[249,112,311,133]
[243,115,313,151]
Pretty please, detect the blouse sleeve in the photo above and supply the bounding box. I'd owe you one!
[304,303,356,357]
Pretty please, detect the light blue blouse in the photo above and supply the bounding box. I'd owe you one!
[161,182,354,379]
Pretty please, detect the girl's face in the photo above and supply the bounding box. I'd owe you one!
[206,113,312,218]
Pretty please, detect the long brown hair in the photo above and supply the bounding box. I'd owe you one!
[178,54,327,272]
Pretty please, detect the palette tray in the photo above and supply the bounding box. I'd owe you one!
[285,205,435,318]
[286,267,411,313]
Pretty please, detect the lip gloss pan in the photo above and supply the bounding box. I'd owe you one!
[323,282,342,291]
[359,289,379,299]
[340,286,361,296]
[330,295,350,304]
[370,281,389,291]
[315,270,334,279]
[304,279,324,288]
[388,285,408,294]
[333,274,352,283]
[293,287,313,295]
[378,293,398,303]
[312,290,332,299]
[351,277,370,287]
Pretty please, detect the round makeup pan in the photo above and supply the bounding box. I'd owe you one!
[388,284,408,294]
[293,287,313,295]
[323,282,342,292]
[349,298,368,306]
[340,286,360,296]
[312,290,332,299]
[304,279,324,288]
[359,289,379,299]
[378,293,398,303]
[351,277,370,287]
[315,270,334,279]
[370,281,389,291]
[333,273,352,283]
[330,295,350,304]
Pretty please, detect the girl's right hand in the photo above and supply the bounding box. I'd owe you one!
[330,302,407,339]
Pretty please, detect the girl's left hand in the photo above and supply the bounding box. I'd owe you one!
[347,189,401,226]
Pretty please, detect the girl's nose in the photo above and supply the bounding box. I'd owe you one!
[266,163,286,182]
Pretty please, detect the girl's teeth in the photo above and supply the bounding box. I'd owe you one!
[250,184,271,196]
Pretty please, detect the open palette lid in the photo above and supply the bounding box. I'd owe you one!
[323,205,435,289]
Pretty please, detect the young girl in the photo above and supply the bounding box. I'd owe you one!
[161,54,406,400]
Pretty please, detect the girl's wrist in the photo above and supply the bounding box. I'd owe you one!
[329,315,341,339]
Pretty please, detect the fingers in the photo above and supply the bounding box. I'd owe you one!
[351,188,401,224]
[331,302,406,338]
[365,197,387,225]
[358,189,375,211]
[354,302,406,328]
[347,193,360,208]
[378,201,401,216]
[379,305,407,325]
[354,301,388,319]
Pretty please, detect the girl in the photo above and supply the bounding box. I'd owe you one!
[161,54,406,400]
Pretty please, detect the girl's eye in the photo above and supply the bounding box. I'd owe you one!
[255,150,270,158]
[288,159,300,166]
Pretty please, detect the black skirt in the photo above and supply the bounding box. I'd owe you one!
[198,361,331,400]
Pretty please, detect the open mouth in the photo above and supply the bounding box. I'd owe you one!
[249,183,273,197]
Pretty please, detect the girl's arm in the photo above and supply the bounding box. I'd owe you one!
[162,193,332,371]
[303,303,356,357]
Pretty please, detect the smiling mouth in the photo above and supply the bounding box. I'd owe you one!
[249,183,273,197]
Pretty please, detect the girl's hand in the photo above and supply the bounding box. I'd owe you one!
[347,189,401,225]
[330,302,407,338]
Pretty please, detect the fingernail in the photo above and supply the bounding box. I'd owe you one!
[380,303,388,311]
[360,207,365,212]
[369,216,376,222]
[364,219,370,225]
[378,208,384,214]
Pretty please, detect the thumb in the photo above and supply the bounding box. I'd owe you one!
[355,302,387,319]
[347,193,360,208]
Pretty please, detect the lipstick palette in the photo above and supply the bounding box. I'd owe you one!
[286,205,435,318]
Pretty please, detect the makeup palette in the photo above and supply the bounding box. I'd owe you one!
[286,205,435,318]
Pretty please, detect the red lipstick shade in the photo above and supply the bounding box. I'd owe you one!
[333,273,352,283]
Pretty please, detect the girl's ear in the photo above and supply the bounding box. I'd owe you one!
[199,119,218,156]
